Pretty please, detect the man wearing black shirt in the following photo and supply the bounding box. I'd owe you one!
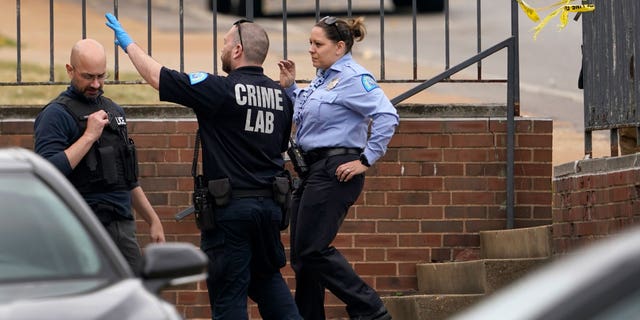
[34,39,165,272]
[105,14,300,320]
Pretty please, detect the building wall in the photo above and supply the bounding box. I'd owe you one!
[553,155,640,255]
[0,106,553,319]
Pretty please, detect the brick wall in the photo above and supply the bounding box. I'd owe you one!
[0,105,553,319]
[553,155,640,255]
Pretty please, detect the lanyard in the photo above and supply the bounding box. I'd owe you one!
[297,69,330,109]
[294,70,330,125]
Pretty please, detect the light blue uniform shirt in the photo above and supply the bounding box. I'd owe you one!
[285,53,399,165]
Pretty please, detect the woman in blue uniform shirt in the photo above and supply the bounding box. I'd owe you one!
[278,16,399,320]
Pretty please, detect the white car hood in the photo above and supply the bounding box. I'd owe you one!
[0,279,178,320]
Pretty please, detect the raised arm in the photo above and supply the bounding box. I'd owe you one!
[105,13,162,90]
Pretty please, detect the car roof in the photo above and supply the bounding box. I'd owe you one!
[0,148,38,171]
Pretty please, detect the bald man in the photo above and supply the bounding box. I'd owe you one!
[34,39,165,272]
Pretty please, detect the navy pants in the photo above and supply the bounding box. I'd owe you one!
[290,154,384,319]
[201,197,301,320]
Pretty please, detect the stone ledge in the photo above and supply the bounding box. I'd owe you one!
[0,104,194,120]
[396,103,506,118]
[1,103,507,120]
[554,153,640,178]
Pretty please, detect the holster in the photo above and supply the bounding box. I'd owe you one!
[287,141,309,178]
[208,178,232,207]
[193,175,215,231]
[273,171,292,230]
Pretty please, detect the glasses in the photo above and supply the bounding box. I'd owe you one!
[233,18,254,48]
[320,16,343,42]
[71,65,109,81]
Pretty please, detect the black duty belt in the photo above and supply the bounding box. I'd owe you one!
[233,188,273,198]
[304,147,362,165]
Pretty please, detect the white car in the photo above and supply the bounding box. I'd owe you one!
[0,147,207,320]
[452,225,640,320]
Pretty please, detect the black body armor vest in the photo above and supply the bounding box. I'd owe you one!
[50,95,138,194]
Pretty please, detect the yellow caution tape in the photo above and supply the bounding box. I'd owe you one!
[537,0,571,12]
[517,0,540,22]
[559,8,570,28]
[517,0,595,39]
[564,4,596,12]
[532,6,563,40]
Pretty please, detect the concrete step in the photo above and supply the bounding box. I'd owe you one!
[383,294,483,320]
[382,225,555,319]
[480,225,552,259]
[416,258,550,294]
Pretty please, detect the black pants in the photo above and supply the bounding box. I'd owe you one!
[200,197,301,320]
[290,154,383,319]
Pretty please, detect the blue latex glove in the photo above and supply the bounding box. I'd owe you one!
[105,13,134,52]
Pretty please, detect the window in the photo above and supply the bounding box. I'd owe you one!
[0,173,108,281]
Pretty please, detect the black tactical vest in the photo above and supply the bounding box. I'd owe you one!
[48,95,138,194]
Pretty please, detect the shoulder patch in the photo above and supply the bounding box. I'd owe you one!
[361,74,379,92]
[189,72,209,85]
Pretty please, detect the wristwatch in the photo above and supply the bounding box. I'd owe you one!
[359,154,370,167]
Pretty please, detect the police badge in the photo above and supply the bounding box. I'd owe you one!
[326,77,340,90]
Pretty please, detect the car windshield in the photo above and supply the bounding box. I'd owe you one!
[0,172,111,282]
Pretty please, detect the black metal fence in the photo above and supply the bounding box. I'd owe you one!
[3,0,521,228]
[5,1,520,95]
[582,0,640,156]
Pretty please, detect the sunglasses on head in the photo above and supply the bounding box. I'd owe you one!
[233,18,253,48]
[320,16,344,42]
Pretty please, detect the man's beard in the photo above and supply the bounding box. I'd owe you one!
[71,80,102,102]
[221,51,231,74]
